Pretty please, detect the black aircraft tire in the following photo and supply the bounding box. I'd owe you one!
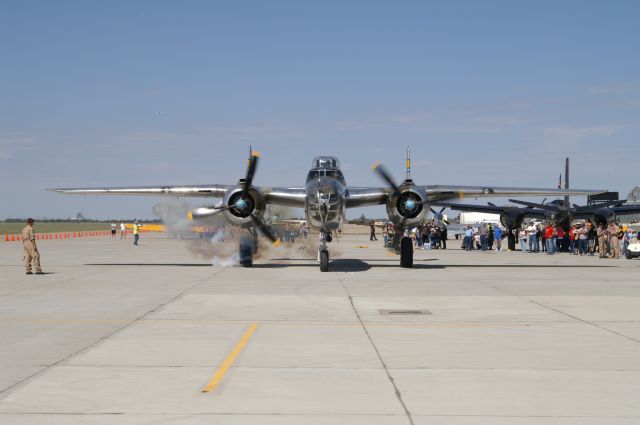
[239,237,254,267]
[320,249,329,272]
[400,237,413,268]
[626,250,633,260]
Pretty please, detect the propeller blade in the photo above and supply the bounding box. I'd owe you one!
[243,151,260,192]
[188,206,230,220]
[372,161,401,196]
[439,207,446,214]
[487,202,497,207]
[251,213,281,246]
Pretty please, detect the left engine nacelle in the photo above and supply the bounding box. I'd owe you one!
[386,185,428,228]
[222,186,265,228]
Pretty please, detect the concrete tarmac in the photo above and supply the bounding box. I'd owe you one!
[1,234,640,424]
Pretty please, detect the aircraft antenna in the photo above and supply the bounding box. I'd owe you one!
[406,146,411,180]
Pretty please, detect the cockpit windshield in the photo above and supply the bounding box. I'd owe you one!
[311,156,341,169]
[306,169,346,184]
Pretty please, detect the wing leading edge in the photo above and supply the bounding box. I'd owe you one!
[48,185,308,208]
[425,185,604,202]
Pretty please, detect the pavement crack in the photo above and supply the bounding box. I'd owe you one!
[335,273,415,425]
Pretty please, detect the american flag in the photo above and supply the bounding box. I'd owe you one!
[557,174,562,189]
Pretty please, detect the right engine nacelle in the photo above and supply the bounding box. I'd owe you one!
[386,185,428,228]
[500,209,526,229]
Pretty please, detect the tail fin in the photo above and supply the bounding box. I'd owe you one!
[564,157,570,207]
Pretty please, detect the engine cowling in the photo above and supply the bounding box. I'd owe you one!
[500,209,526,229]
[386,185,428,228]
[222,186,265,228]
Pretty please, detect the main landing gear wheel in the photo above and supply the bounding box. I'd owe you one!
[400,236,413,268]
[239,236,254,267]
[320,249,329,272]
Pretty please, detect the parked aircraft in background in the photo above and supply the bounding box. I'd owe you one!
[436,158,640,230]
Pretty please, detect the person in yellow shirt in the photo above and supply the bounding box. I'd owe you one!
[21,218,43,274]
[132,221,143,246]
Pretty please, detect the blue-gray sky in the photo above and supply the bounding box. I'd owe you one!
[1,0,639,219]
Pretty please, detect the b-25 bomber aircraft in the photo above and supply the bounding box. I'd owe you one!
[50,150,603,271]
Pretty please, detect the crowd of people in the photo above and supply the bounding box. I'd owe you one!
[512,221,638,259]
[379,221,449,252]
[374,219,639,259]
[461,222,505,252]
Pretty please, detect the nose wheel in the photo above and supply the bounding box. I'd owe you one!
[320,249,329,272]
[318,231,331,272]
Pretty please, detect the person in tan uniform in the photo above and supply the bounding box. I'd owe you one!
[21,218,43,275]
[608,222,620,259]
[596,224,607,258]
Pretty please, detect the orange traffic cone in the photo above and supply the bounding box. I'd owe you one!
[5,234,9,242]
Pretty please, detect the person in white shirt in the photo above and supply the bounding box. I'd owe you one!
[519,228,528,253]
[526,223,538,253]
[120,222,126,239]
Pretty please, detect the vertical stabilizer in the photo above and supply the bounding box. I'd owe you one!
[564,157,570,207]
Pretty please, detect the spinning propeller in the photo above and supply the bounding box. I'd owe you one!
[189,151,280,246]
[429,206,450,224]
[235,152,280,246]
[372,161,426,228]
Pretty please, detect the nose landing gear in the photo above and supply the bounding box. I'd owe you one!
[239,230,259,267]
[318,231,331,272]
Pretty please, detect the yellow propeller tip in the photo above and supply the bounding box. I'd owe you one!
[252,151,261,158]
[273,239,281,247]
[371,161,382,170]
[187,211,193,221]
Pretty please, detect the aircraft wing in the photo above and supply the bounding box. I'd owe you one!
[430,201,511,214]
[48,185,233,197]
[48,185,307,208]
[345,187,391,208]
[431,201,548,218]
[424,185,604,201]
[610,205,640,216]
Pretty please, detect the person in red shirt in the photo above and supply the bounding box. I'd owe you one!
[555,226,565,252]
[544,224,556,254]
[568,225,577,254]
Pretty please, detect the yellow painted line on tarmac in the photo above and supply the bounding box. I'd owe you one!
[354,245,369,248]
[201,322,259,393]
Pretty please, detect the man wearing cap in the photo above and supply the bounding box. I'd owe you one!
[132,221,143,246]
[21,218,43,275]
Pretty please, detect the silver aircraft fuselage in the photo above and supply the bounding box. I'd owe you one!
[304,156,347,231]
